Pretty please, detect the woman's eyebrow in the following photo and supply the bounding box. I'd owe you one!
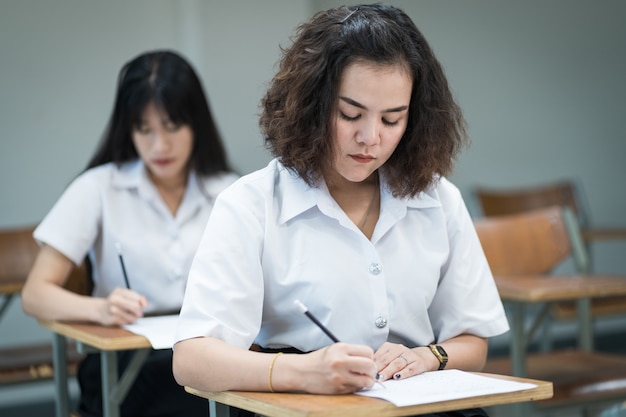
[339,96,408,113]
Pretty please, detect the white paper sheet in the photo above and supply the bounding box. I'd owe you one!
[356,369,537,407]
[122,315,178,350]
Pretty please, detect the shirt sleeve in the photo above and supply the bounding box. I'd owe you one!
[34,171,103,265]
[427,178,509,342]
[175,179,266,349]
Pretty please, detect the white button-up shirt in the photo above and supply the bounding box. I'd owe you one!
[176,159,508,351]
[34,160,238,314]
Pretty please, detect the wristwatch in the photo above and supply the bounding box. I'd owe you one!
[428,343,448,370]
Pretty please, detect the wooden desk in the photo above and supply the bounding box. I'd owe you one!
[582,226,626,242]
[491,274,626,417]
[186,373,553,417]
[495,274,626,303]
[495,274,626,376]
[39,320,152,417]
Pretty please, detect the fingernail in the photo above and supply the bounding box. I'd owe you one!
[376,373,382,380]
[394,373,401,380]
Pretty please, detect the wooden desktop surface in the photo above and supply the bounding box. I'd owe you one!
[494,274,626,302]
[582,227,626,242]
[186,373,553,417]
[39,320,151,351]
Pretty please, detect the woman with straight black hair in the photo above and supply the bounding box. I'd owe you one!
[87,50,230,176]
[23,49,238,417]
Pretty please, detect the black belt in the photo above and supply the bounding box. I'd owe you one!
[255,346,307,354]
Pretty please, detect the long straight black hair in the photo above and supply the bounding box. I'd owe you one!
[86,50,231,176]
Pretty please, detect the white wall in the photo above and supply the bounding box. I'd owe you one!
[0,0,309,230]
[1,0,625,406]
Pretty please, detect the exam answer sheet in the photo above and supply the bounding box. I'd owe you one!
[357,369,537,407]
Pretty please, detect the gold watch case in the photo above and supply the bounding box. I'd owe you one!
[428,343,448,370]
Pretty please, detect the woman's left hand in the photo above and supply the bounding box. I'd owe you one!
[374,335,488,381]
[373,342,433,381]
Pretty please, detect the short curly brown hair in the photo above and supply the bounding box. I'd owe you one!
[260,4,468,198]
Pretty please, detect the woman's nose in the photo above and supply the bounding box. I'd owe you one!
[357,119,381,146]
[151,130,171,151]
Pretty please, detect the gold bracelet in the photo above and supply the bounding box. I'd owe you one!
[268,352,283,393]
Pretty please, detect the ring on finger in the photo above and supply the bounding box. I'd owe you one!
[399,354,409,365]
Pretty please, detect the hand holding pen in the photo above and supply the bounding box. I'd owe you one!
[294,299,385,389]
[99,243,147,325]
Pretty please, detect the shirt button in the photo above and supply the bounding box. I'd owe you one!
[374,316,388,328]
[369,263,382,275]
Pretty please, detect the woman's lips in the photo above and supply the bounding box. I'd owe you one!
[152,158,173,167]
[350,154,375,163]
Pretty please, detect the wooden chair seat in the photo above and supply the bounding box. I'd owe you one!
[484,350,626,408]
[0,341,83,385]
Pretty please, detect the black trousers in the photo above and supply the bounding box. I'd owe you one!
[77,349,208,417]
[230,407,488,417]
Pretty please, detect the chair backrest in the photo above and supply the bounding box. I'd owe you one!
[475,180,589,229]
[0,225,39,293]
[0,225,91,296]
[473,206,583,276]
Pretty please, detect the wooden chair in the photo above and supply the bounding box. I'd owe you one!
[475,180,626,320]
[0,225,85,385]
[475,180,626,246]
[474,207,626,414]
[0,226,39,318]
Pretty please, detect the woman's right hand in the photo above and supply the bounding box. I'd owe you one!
[173,338,378,394]
[283,342,378,394]
[23,245,148,325]
[98,287,148,326]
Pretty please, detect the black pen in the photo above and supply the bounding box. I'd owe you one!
[293,299,385,388]
[115,242,132,289]
[294,299,339,342]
